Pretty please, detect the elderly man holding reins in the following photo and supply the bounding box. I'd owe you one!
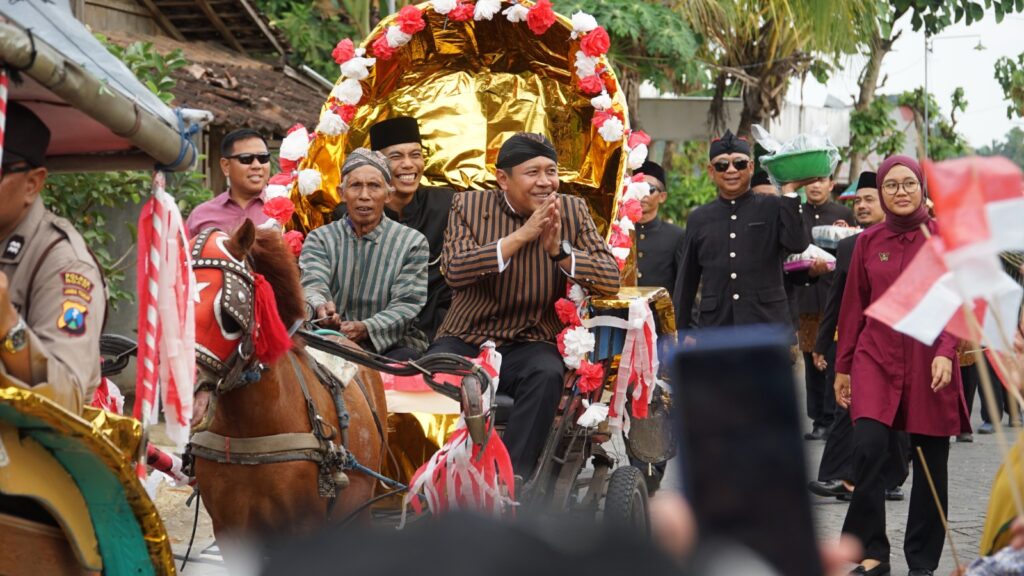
[300,148,429,360]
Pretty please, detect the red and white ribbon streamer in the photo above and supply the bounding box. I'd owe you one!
[134,172,195,452]
[583,298,659,430]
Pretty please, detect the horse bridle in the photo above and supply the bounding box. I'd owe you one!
[190,228,262,394]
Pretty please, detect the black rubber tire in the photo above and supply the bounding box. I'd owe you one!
[603,465,650,534]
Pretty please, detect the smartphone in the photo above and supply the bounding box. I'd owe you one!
[671,325,822,576]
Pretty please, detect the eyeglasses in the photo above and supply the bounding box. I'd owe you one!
[880,179,920,196]
[227,153,271,165]
[712,159,750,173]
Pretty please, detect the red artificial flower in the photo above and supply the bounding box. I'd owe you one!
[630,173,646,183]
[614,256,626,269]
[372,34,396,60]
[286,123,305,135]
[576,359,605,393]
[609,226,631,248]
[556,327,568,357]
[332,103,358,124]
[449,1,475,21]
[269,172,295,187]
[580,26,610,58]
[554,298,581,327]
[283,230,305,257]
[578,74,603,95]
[332,39,355,64]
[263,196,296,224]
[278,157,297,175]
[527,0,556,36]
[620,199,643,222]
[396,5,426,35]
[628,130,651,149]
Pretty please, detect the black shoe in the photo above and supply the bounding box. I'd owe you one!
[907,570,933,576]
[885,486,905,501]
[804,426,828,440]
[809,479,852,498]
[848,561,890,575]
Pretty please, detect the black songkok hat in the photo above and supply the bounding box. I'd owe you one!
[496,132,558,170]
[708,129,751,160]
[751,170,772,188]
[638,160,666,188]
[857,171,878,191]
[369,116,421,151]
[5,102,50,167]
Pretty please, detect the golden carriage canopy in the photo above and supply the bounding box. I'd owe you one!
[293,0,631,250]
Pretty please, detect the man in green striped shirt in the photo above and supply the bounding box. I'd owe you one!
[300,148,429,359]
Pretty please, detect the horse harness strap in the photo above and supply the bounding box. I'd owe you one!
[189,431,324,465]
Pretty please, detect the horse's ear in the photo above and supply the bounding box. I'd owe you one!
[230,219,257,257]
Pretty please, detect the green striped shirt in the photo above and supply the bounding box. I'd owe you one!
[300,215,429,353]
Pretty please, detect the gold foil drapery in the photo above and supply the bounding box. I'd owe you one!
[293,0,629,246]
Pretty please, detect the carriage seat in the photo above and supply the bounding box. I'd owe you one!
[493,393,514,426]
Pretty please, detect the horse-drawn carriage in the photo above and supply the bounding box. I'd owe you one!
[1,1,677,573]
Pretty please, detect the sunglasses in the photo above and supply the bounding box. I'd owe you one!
[227,153,271,165]
[712,159,750,173]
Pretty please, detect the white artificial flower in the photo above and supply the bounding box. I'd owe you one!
[331,78,363,105]
[627,143,648,170]
[577,401,608,428]
[563,326,596,359]
[617,217,635,232]
[316,110,349,137]
[279,127,311,161]
[570,11,598,39]
[503,3,529,22]
[564,353,582,370]
[432,0,457,14]
[611,246,631,261]
[474,0,502,20]
[623,179,652,202]
[568,284,587,305]
[297,169,322,196]
[257,219,282,231]
[354,47,366,57]
[590,93,612,111]
[574,50,598,78]
[597,115,624,143]
[340,55,376,80]
[264,184,291,200]
[386,25,412,48]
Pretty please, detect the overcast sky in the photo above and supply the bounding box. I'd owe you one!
[788,11,1024,148]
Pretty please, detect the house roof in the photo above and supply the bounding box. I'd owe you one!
[105,32,327,137]
[135,0,289,56]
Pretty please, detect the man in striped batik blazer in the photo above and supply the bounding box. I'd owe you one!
[430,133,620,475]
[300,148,429,360]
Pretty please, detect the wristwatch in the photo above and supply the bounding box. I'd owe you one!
[2,317,27,354]
[550,240,573,261]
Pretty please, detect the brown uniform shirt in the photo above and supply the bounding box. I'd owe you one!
[0,199,106,413]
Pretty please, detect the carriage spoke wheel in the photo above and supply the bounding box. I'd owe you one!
[599,466,650,535]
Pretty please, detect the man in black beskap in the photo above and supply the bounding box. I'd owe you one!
[673,130,809,331]
[333,116,455,341]
[635,160,685,297]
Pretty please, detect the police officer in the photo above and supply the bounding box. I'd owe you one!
[0,102,106,413]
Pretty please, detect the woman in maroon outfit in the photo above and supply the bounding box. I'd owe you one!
[833,155,971,576]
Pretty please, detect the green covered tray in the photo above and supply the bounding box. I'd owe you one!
[761,148,835,183]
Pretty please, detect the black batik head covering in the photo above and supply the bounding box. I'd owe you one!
[638,160,666,189]
[369,116,422,151]
[708,129,751,160]
[342,148,392,184]
[856,171,877,190]
[496,132,558,170]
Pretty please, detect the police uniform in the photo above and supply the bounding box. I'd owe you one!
[0,103,106,413]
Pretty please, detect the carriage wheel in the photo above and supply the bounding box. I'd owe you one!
[602,466,650,534]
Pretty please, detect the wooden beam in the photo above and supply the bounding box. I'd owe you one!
[237,0,286,56]
[136,0,186,41]
[194,0,247,54]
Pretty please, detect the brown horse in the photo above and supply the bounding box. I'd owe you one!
[189,221,388,556]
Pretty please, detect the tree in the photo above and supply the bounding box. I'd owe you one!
[897,87,971,161]
[978,126,1024,168]
[994,52,1024,119]
[680,0,881,136]
[253,1,358,81]
[892,0,1024,35]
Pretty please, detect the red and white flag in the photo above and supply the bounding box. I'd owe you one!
[134,173,196,451]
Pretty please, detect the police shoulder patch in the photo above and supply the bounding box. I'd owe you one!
[57,300,88,336]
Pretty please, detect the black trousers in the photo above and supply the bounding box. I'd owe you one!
[817,407,910,489]
[967,362,1018,424]
[804,348,836,429]
[842,418,949,570]
[428,337,564,476]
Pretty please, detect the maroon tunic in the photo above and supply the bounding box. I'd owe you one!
[835,220,970,436]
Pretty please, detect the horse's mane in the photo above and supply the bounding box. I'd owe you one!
[249,228,306,329]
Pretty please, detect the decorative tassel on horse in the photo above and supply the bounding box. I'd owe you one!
[252,272,292,365]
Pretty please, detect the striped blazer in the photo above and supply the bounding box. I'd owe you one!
[300,215,429,353]
[437,190,620,347]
